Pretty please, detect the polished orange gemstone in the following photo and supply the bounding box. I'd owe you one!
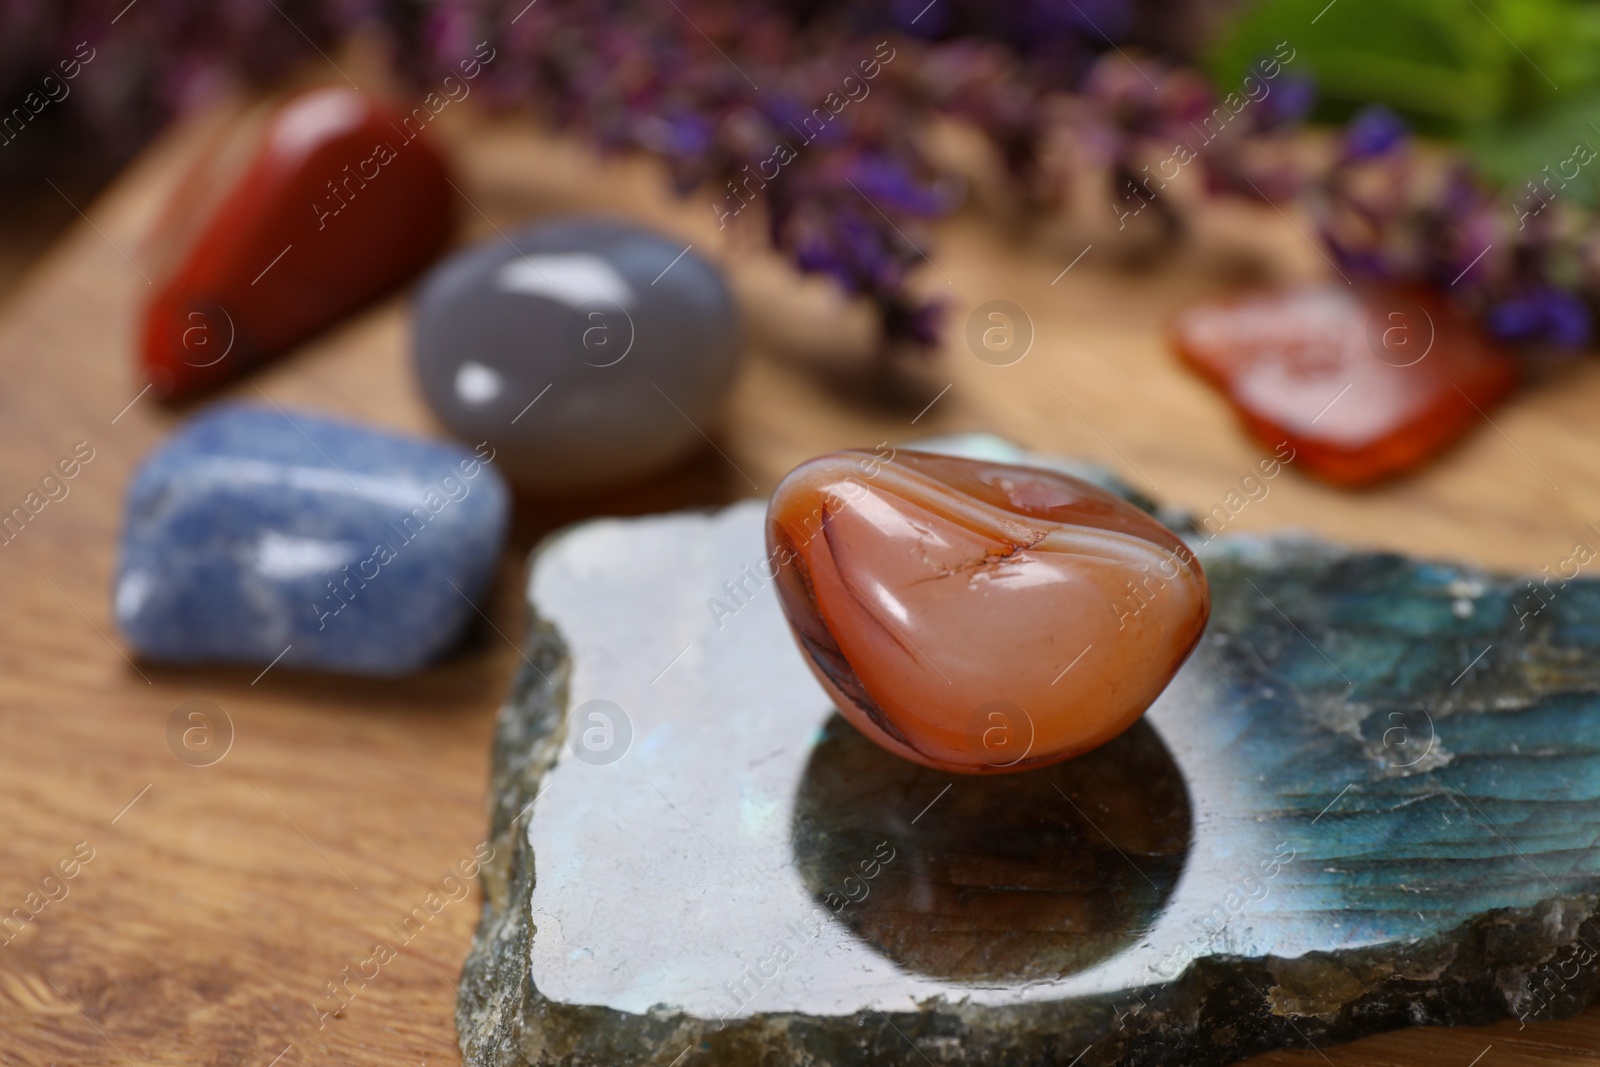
[141,87,454,399]
[766,449,1210,774]
[1172,284,1520,486]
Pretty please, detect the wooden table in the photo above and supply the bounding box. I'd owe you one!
[2,92,1598,1067]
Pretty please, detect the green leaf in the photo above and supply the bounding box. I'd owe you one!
[1468,91,1600,209]
[1204,0,1600,133]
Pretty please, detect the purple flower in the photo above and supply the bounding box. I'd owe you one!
[1486,288,1593,349]
[1343,104,1407,160]
[1256,72,1315,130]
[634,111,716,159]
[18,0,1594,364]
[1328,244,1394,281]
[757,93,812,134]
[847,156,949,216]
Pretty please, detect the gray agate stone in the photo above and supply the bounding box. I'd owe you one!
[115,403,509,675]
[459,439,1600,1066]
[412,216,739,493]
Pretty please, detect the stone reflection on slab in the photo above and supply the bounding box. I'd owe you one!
[792,715,1190,984]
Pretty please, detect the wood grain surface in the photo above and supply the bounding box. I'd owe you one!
[2,87,1598,1067]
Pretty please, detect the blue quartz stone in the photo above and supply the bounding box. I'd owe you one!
[114,403,511,675]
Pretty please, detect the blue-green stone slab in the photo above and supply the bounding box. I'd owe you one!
[458,442,1600,1066]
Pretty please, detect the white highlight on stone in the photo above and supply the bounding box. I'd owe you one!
[187,458,432,511]
[455,361,505,405]
[497,254,635,309]
[270,88,368,158]
[114,569,156,623]
[255,531,362,579]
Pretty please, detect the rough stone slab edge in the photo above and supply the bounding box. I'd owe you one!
[455,519,1600,1067]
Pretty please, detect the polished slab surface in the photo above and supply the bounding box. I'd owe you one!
[459,462,1600,1065]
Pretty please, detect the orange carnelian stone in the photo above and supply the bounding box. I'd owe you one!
[141,87,453,399]
[1172,285,1519,486]
[767,449,1210,774]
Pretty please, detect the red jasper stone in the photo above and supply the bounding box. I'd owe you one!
[767,449,1210,774]
[1172,284,1520,486]
[141,87,454,399]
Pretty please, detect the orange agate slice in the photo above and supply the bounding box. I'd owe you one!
[1172,285,1520,486]
[766,449,1210,774]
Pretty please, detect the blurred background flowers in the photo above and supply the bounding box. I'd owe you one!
[5,0,1600,358]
